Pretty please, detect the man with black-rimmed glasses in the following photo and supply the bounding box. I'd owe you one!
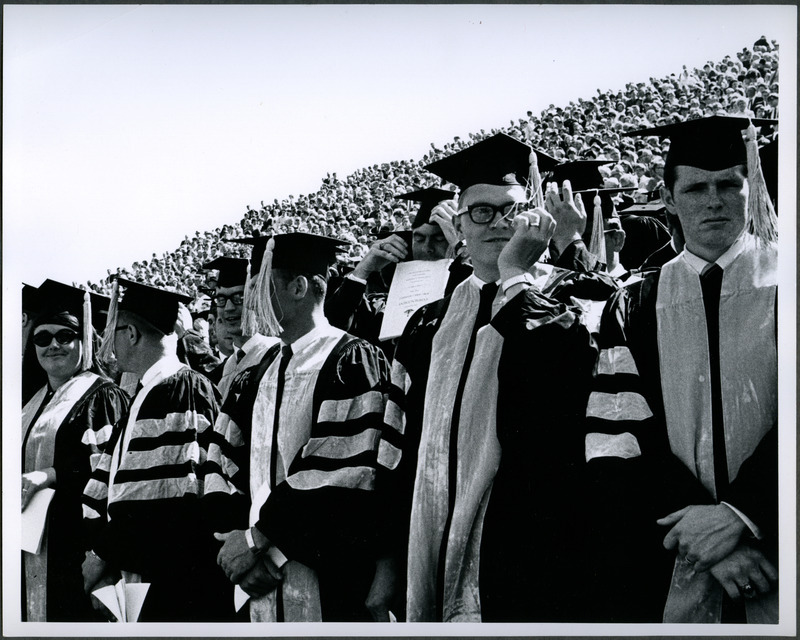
[202,254,279,402]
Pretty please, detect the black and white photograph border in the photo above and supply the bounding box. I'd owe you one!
[3,2,797,637]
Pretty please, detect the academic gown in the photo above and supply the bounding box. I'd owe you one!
[553,239,603,273]
[585,234,778,623]
[83,359,232,622]
[22,373,129,621]
[216,333,280,402]
[202,326,398,621]
[392,267,619,622]
[389,276,504,622]
[439,271,619,622]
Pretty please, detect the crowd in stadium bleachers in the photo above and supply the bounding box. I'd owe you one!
[80,36,779,307]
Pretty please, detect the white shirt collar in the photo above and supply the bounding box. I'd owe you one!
[241,333,267,354]
[682,231,749,274]
[282,320,336,354]
[140,355,184,390]
[468,274,501,289]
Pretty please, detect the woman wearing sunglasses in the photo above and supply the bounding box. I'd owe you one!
[21,280,129,622]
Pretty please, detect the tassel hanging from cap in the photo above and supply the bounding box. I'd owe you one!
[745,122,778,245]
[81,290,93,371]
[252,237,283,337]
[240,256,260,337]
[97,280,119,364]
[527,151,546,210]
[587,191,607,264]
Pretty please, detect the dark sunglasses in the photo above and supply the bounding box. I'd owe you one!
[461,203,522,225]
[33,329,79,347]
[214,292,245,308]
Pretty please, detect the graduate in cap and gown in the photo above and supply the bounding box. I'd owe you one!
[201,252,279,401]
[81,278,232,621]
[584,115,779,623]
[325,187,470,359]
[204,233,400,622]
[389,133,614,622]
[22,279,129,621]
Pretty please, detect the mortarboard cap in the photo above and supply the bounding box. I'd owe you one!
[270,232,350,278]
[225,236,272,277]
[575,187,637,221]
[202,256,248,288]
[115,278,192,335]
[396,187,456,228]
[623,115,777,173]
[34,279,91,330]
[618,201,668,217]
[547,160,614,192]
[190,309,213,323]
[424,133,559,191]
[23,284,40,314]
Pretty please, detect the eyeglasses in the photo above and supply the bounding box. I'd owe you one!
[214,292,245,308]
[460,203,522,225]
[33,329,79,347]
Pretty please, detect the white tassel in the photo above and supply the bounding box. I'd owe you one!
[240,256,259,337]
[81,291,93,371]
[587,191,607,264]
[745,122,778,246]
[527,151,546,209]
[252,238,283,337]
[97,281,119,364]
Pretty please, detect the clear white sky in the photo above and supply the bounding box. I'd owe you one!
[3,4,796,288]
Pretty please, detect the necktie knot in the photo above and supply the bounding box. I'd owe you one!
[701,262,723,281]
[281,344,293,361]
[235,348,246,363]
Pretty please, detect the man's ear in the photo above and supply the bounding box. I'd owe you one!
[291,275,309,299]
[613,229,627,252]
[126,323,141,345]
[661,184,675,212]
[453,214,463,236]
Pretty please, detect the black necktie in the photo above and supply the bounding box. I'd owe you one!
[236,348,246,363]
[478,282,500,325]
[269,344,293,490]
[700,263,728,498]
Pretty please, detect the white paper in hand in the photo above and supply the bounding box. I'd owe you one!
[379,259,452,341]
[21,488,55,554]
[93,583,124,621]
[124,583,149,622]
[234,585,250,612]
[93,579,150,622]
